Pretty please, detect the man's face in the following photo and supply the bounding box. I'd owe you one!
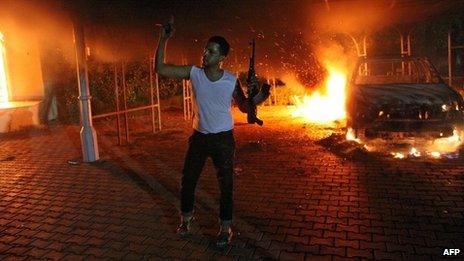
[202,42,225,67]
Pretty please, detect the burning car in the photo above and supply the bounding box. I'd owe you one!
[346,56,464,140]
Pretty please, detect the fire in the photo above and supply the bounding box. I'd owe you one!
[0,32,9,103]
[391,152,405,159]
[409,147,421,157]
[291,66,347,123]
[428,129,461,152]
[366,129,463,159]
[346,128,360,143]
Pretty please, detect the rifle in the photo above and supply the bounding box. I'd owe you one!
[246,39,269,126]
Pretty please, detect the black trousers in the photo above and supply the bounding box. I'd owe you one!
[181,129,235,221]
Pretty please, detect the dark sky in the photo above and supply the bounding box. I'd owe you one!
[40,0,456,86]
[71,0,309,66]
[2,0,462,83]
[68,0,464,59]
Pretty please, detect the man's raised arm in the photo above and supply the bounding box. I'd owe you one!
[155,18,191,79]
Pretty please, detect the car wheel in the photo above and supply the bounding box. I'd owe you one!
[346,121,365,140]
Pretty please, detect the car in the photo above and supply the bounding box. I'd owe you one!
[346,56,464,140]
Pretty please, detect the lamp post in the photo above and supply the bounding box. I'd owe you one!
[73,21,99,162]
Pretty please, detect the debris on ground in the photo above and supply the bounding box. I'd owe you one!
[67,158,81,165]
[240,140,266,152]
[316,133,371,160]
[234,166,243,175]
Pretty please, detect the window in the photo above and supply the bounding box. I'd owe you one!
[354,58,441,85]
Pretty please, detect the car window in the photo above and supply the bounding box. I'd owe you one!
[418,59,442,84]
[354,59,441,85]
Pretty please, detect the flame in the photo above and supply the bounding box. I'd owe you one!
[428,129,461,152]
[386,130,462,159]
[346,127,361,143]
[0,32,9,103]
[353,129,463,159]
[291,66,347,123]
[409,147,421,157]
[391,152,405,159]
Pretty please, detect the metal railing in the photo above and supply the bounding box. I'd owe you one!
[448,31,464,88]
[92,57,161,145]
[264,77,278,106]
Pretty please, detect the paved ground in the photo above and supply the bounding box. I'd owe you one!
[0,106,463,260]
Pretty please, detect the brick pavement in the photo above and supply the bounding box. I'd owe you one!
[0,106,463,260]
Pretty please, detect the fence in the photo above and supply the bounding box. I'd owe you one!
[91,57,161,145]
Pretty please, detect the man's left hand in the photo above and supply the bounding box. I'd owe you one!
[252,83,271,105]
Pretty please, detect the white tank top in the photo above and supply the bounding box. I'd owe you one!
[189,66,237,134]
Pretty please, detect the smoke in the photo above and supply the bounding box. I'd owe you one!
[85,24,156,63]
[312,41,357,89]
[0,0,74,60]
[281,73,307,97]
[307,0,462,35]
[297,0,464,85]
[309,0,406,36]
[303,0,464,58]
[315,43,351,72]
[0,0,75,100]
[1,0,460,95]
[0,0,156,75]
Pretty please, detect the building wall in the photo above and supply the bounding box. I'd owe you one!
[4,29,44,101]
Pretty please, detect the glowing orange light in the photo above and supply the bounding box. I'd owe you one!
[384,130,462,159]
[391,152,405,159]
[429,151,441,159]
[429,129,461,152]
[0,32,9,103]
[409,147,421,157]
[346,127,361,143]
[291,65,347,123]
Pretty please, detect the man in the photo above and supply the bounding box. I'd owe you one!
[155,19,269,247]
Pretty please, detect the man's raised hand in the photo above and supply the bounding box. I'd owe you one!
[157,15,174,40]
